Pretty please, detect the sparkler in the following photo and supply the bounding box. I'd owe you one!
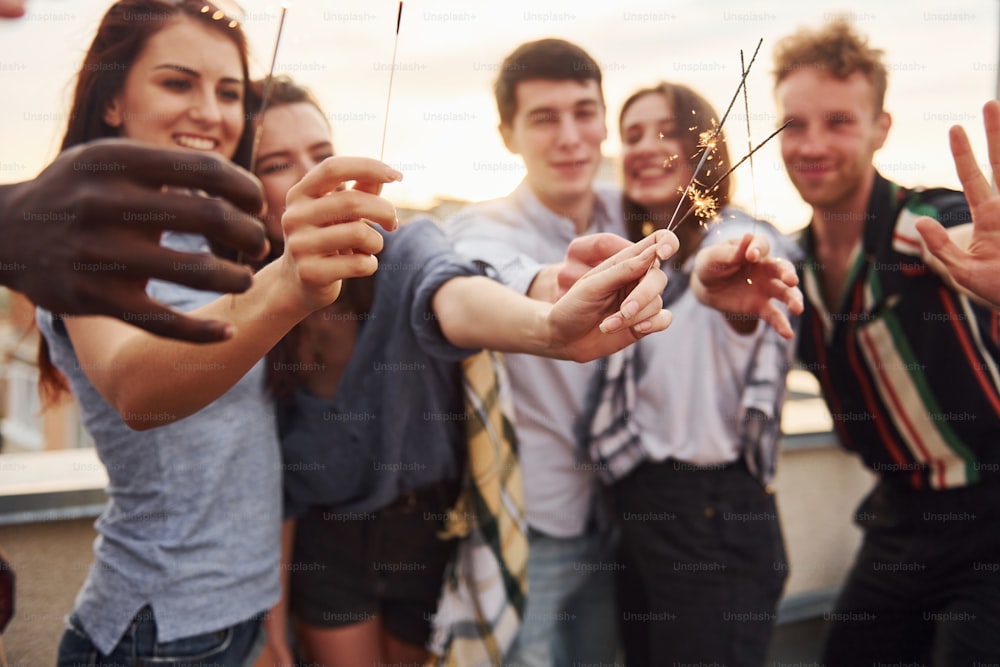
[666,38,764,233]
[740,49,758,285]
[233,2,289,306]
[250,2,290,172]
[379,1,404,161]
[670,120,792,232]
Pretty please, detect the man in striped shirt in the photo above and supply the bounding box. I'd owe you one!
[694,17,1000,667]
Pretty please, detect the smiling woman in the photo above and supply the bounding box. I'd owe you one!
[28,2,401,666]
[60,0,254,170]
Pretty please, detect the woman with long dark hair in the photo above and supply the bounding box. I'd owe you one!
[596,82,799,666]
[39,2,399,664]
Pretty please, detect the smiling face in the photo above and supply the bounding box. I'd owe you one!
[500,78,607,220]
[103,15,245,159]
[255,102,334,254]
[620,91,694,215]
[776,67,891,215]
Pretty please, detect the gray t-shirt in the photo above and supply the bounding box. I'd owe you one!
[37,232,280,654]
[445,181,623,538]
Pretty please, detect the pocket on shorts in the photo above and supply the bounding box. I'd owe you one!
[151,625,233,662]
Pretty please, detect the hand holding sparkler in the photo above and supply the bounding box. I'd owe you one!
[690,233,803,339]
[279,156,401,311]
[552,231,679,300]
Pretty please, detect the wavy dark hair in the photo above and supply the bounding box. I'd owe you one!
[249,75,375,401]
[38,0,254,404]
[60,0,254,165]
[619,82,733,242]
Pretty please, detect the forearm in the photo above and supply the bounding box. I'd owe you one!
[526,264,560,302]
[66,259,312,429]
[433,276,554,356]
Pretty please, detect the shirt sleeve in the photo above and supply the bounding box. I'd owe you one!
[383,217,485,362]
[445,207,543,295]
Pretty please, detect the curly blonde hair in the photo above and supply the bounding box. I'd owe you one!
[773,17,888,112]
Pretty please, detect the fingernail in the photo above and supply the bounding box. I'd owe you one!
[387,168,403,181]
[633,321,652,335]
[600,315,623,333]
[657,242,676,260]
[622,300,639,319]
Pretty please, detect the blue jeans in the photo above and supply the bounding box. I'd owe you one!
[505,526,619,667]
[56,606,262,667]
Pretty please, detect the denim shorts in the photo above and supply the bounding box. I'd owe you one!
[290,481,460,645]
[56,606,262,667]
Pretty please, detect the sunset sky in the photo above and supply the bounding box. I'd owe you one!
[1,0,996,233]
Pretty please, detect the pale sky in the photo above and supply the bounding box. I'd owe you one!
[1,0,996,233]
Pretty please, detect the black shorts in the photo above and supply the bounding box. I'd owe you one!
[289,482,460,646]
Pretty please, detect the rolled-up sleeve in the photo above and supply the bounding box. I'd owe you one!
[385,217,485,362]
[445,209,543,295]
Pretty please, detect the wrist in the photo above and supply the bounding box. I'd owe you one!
[252,259,317,324]
[527,265,560,303]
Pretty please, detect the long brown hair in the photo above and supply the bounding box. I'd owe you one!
[38,0,254,404]
[619,82,733,242]
[248,75,376,401]
[60,0,254,165]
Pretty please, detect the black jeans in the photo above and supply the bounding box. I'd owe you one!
[821,479,1000,666]
[613,458,787,667]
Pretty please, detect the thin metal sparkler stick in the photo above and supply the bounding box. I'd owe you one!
[379,1,404,162]
[667,38,764,233]
[233,2,289,307]
[250,2,290,172]
[671,120,792,232]
[740,50,758,225]
[741,49,758,284]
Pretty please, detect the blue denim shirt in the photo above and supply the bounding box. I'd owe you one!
[278,217,484,517]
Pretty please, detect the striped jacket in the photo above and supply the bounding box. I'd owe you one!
[797,172,1000,490]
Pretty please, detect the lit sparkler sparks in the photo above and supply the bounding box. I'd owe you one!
[686,185,719,223]
[666,38,764,233]
[670,120,793,232]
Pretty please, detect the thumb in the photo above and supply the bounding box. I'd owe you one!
[915,216,964,268]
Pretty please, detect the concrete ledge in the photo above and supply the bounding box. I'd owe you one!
[0,449,107,526]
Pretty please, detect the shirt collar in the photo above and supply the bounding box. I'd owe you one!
[512,179,620,237]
